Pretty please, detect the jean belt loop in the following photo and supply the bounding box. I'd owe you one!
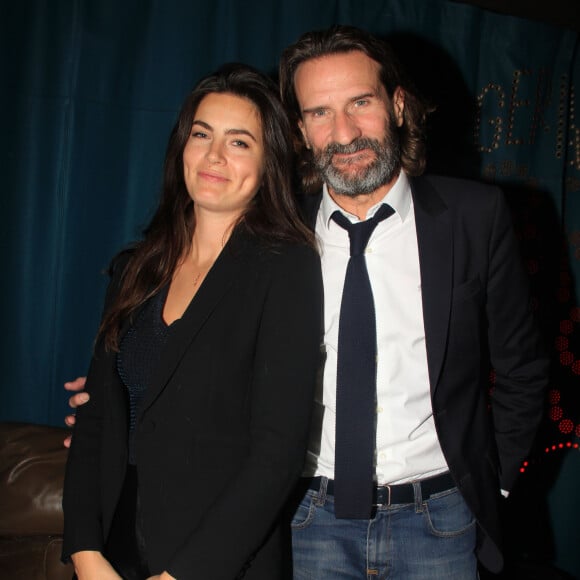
[413,481,423,513]
[315,476,329,506]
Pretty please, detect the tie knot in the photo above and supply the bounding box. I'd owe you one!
[332,204,394,256]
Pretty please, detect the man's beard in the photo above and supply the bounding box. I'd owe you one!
[311,124,401,197]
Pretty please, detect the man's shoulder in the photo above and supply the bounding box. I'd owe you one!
[416,173,501,196]
[412,174,503,210]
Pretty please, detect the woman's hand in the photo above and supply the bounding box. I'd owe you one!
[71,550,121,580]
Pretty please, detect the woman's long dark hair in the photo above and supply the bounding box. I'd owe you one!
[279,25,435,193]
[98,63,314,351]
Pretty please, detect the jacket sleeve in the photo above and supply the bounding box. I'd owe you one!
[61,251,131,561]
[167,244,323,579]
[485,189,549,490]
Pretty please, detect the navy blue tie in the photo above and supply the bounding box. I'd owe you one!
[332,204,394,519]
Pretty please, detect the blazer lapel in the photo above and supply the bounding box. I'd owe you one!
[297,183,452,392]
[139,231,252,412]
[410,176,453,394]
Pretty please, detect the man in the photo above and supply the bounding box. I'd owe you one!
[67,25,549,579]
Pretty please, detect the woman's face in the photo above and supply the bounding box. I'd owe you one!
[183,92,265,218]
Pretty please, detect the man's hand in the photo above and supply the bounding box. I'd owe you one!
[63,376,89,448]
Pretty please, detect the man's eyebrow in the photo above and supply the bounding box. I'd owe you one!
[350,92,376,102]
[192,119,258,142]
[301,92,377,114]
[301,105,326,114]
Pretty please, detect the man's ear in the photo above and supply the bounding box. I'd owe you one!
[393,87,405,127]
[298,119,311,149]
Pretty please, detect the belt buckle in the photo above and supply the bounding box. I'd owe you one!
[374,484,392,507]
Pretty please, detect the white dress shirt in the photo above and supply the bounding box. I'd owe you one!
[304,172,450,485]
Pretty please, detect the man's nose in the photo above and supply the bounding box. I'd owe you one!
[331,111,362,144]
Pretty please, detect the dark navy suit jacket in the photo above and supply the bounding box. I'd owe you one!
[298,174,549,573]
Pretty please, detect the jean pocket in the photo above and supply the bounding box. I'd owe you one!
[290,489,317,529]
[424,488,476,537]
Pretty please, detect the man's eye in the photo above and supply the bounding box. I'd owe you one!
[311,109,326,118]
[354,99,368,107]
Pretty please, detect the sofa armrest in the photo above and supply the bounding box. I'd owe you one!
[0,422,69,536]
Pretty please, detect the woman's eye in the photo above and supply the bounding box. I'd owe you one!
[191,130,208,139]
[232,140,249,148]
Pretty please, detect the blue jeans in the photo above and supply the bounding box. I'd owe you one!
[291,477,478,579]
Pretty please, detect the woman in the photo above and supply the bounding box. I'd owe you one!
[62,63,322,580]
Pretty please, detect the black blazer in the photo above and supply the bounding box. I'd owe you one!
[299,174,548,574]
[63,229,323,579]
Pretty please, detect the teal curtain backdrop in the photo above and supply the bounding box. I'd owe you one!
[1,0,579,577]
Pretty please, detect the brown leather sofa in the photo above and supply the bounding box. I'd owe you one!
[0,422,74,580]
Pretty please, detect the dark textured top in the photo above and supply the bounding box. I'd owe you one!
[117,287,170,464]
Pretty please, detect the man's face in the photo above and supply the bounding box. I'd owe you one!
[294,51,404,198]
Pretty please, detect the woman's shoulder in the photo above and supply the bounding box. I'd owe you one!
[251,237,319,267]
[233,226,317,262]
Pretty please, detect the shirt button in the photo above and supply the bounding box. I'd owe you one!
[377,405,383,413]
[378,452,386,461]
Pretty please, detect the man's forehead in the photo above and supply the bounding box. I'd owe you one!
[294,51,383,107]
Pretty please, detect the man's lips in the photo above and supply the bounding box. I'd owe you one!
[332,149,372,165]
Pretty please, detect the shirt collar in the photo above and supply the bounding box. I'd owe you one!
[319,171,412,229]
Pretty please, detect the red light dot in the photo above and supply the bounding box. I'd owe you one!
[555,336,569,351]
[560,351,574,366]
[523,461,529,466]
[560,320,574,335]
[552,445,557,450]
[548,389,561,405]
[520,467,525,473]
[550,406,563,421]
[572,361,580,375]
[559,420,574,434]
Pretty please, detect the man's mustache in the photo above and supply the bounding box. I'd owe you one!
[318,138,380,168]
